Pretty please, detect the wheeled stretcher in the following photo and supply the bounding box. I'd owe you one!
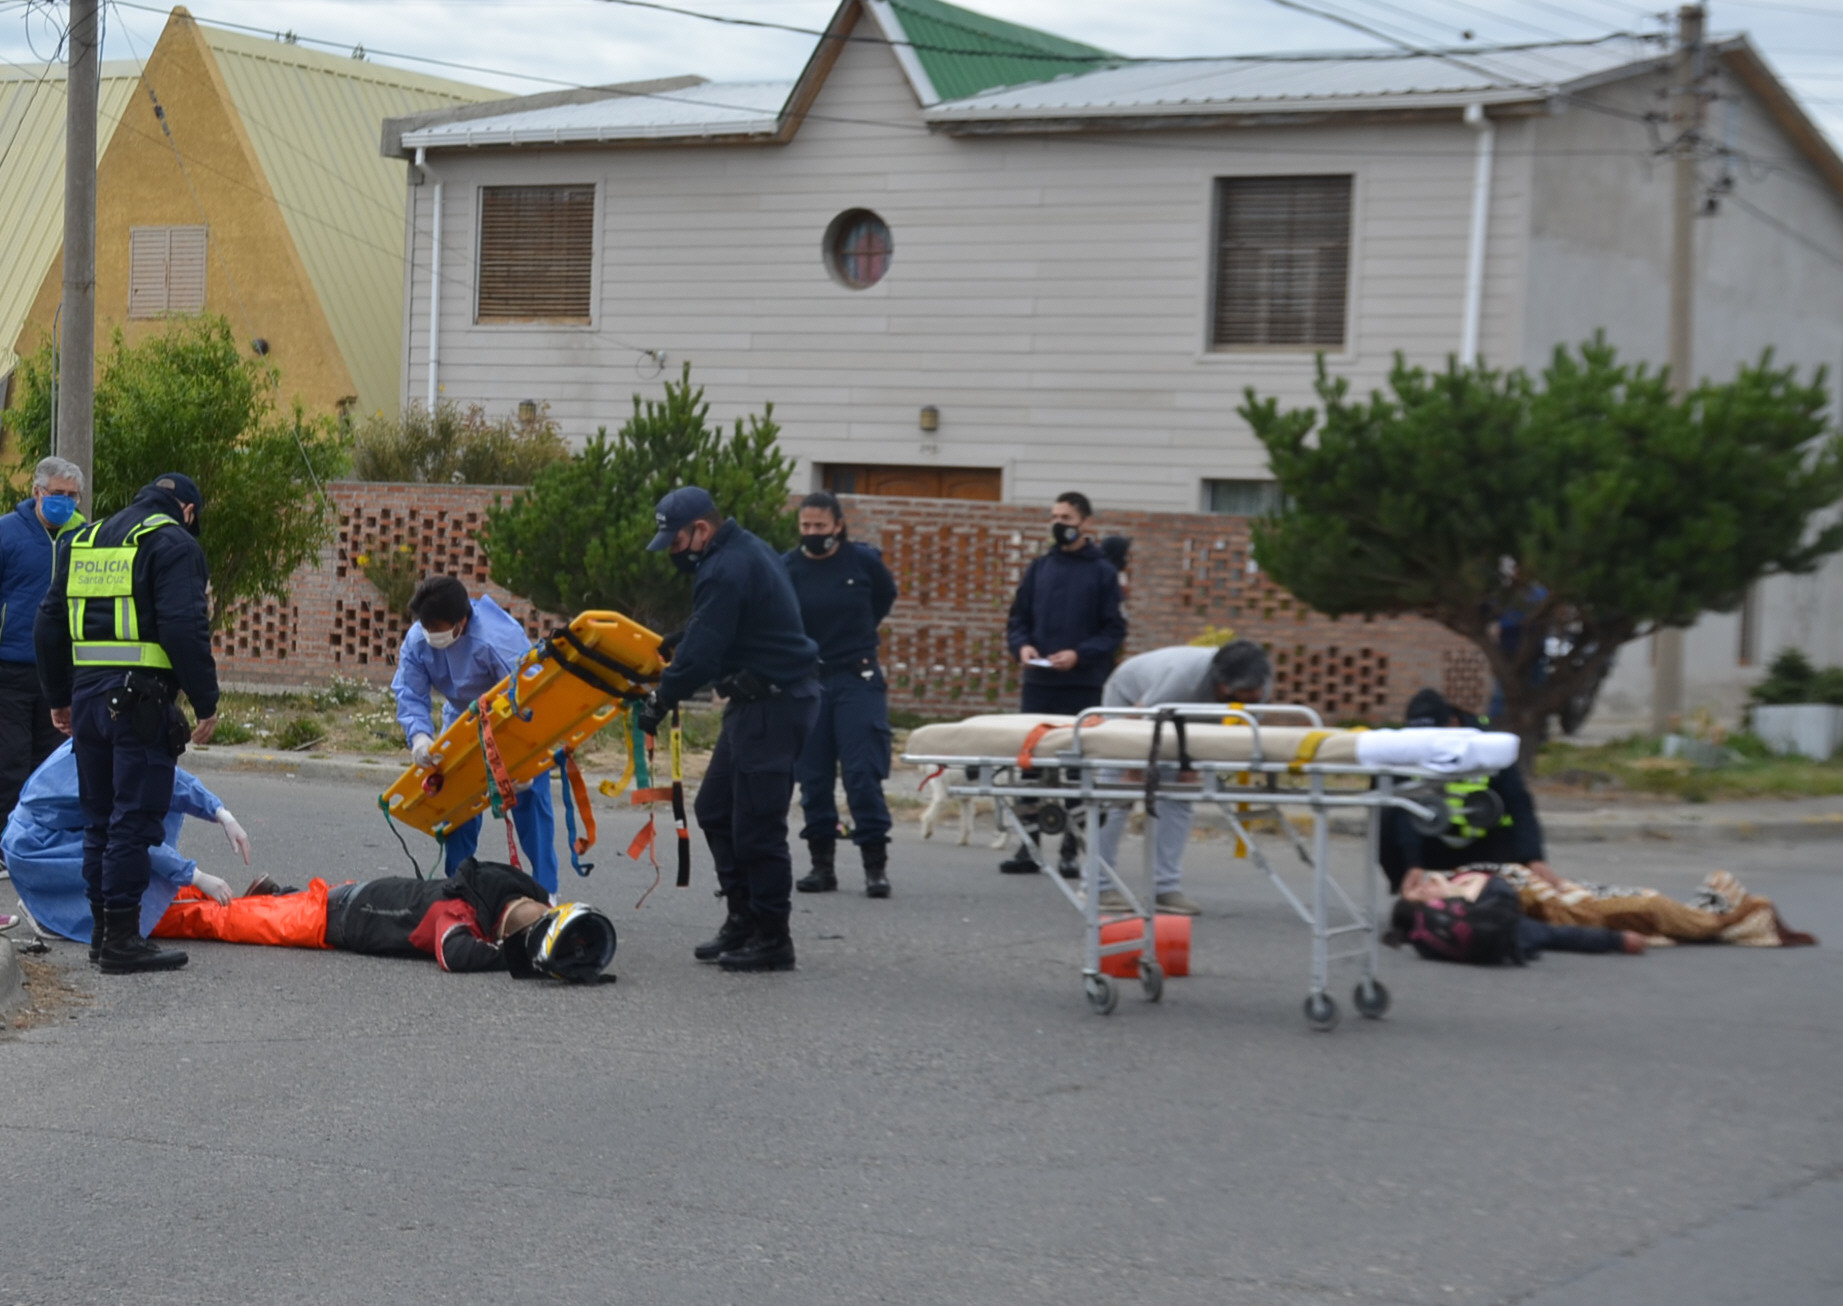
[902,704,1520,1029]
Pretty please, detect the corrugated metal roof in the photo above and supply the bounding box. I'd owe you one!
[201,26,503,412]
[399,80,793,148]
[884,0,1117,102]
[924,36,1670,121]
[0,61,142,378]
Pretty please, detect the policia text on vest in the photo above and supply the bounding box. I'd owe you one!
[33,475,221,975]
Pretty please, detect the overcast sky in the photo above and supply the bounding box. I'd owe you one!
[5,1,1842,144]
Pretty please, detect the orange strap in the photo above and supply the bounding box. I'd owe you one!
[630,787,673,804]
[1016,722,1058,768]
[562,751,596,856]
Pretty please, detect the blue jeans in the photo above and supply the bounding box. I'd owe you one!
[443,768,558,895]
[797,669,892,846]
[1517,918,1622,955]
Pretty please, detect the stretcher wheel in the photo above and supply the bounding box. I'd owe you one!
[1353,978,1391,1019]
[1084,973,1119,1015]
[1139,960,1165,1003]
[1303,992,1339,1032]
[1036,802,1068,835]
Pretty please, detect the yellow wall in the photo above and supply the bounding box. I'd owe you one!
[14,11,354,414]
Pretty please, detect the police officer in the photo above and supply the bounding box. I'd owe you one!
[1379,688,1561,895]
[637,487,819,972]
[35,473,219,974]
[784,492,898,899]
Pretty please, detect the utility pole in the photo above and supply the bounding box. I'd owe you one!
[1651,3,1705,736]
[57,0,99,509]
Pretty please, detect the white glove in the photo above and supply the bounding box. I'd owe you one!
[217,808,252,865]
[411,733,437,770]
[192,870,232,905]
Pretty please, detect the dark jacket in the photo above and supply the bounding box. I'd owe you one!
[329,858,546,972]
[0,498,83,665]
[1004,541,1126,688]
[1379,766,1545,892]
[33,486,219,718]
[656,518,818,707]
[782,539,897,667]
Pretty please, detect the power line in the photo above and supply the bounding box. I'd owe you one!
[1727,191,1843,269]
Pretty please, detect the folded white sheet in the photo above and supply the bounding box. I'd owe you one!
[1353,727,1520,774]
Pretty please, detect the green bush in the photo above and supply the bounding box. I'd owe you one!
[4,316,345,629]
[1750,648,1843,705]
[274,717,326,750]
[209,720,254,746]
[481,363,796,632]
[351,400,568,485]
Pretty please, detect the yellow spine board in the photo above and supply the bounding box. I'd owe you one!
[379,610,664,838]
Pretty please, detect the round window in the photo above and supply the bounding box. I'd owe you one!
[823,209,892,289]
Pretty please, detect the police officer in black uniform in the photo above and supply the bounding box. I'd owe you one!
[35,473,219,974]
[784,491,898,899]
[637,487,819,973]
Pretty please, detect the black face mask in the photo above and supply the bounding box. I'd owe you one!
[800,532,839,557]
[1051,521,1081,548]
[670,548,702,576]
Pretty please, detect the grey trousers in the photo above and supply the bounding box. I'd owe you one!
[1094,766,1193,894]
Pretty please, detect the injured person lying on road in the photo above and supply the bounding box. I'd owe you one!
[1385,864,1818,967]
[157,858,617,981]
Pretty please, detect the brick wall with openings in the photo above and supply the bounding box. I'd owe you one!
[215,483,1484,722]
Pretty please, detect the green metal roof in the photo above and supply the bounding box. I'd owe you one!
[0,61,142,379]
[885,0,1119,102]
[202,26,503,414]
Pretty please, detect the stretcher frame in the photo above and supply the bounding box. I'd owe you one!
[902,702,1460,1029]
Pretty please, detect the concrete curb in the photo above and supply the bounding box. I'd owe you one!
[0,939,23,1019]
[181,746,403,789]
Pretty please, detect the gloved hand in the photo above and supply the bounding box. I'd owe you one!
[635,692,668,738]
[192,870,232,905]
[411,732,437,770]
[217,808,252,866]
[657,630,685,663]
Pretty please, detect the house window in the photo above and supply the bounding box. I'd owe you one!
[476,185,595,324]
[1210,175,1352,349]
[128,225,207,318]
[823,209,892,289]
[1204,478,1284,516]
[823,464,999,501]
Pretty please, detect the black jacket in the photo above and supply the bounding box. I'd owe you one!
[1004,541,1126,689]
[329,859,547,971]
[1379,766,1545,892]
[33,486,219,718]
[782,539,897,666]
[656,518,817,707]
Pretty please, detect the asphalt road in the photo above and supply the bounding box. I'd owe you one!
[2,771,1839,1306]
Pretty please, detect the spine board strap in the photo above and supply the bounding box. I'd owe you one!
[544,626,658,701]
[555,747,597,876]
[473,699,522,870]
[670,706,690,888]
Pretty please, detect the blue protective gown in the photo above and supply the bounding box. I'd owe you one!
[2,740,223,942]
[390,594,558,893]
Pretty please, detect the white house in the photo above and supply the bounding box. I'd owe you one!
[383,0,1843,729]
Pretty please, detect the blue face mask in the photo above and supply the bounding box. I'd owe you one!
[39,494,76,527]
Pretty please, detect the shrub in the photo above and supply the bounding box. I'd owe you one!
[351,400,568,485]
[481,364,796,632]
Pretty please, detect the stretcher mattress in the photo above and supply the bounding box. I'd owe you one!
[905,714,1518,775]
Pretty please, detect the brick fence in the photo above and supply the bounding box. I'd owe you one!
[214,482,1487,722]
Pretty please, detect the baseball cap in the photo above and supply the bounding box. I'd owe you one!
[646,486,717,551]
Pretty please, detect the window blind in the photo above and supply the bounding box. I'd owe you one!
[477,185,595,324]
[1211,176,1351,349]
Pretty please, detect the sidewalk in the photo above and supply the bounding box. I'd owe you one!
[181,742,1843,847]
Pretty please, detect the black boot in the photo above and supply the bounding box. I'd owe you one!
[862,839,890,899]
[694,902,756,962]
[88,897,105,966]
[718,918,796,972]
[1057,831,1083,880]
[998,839,1040,874]
[97,906,188,975]
[796,838,837,893]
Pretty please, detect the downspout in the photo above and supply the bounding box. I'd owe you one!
[418,146,442,411]
[1460,101,1495,362]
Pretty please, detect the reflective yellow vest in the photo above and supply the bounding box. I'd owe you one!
[65,514,181,670]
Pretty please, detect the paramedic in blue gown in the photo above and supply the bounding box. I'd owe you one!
[391,575,558,896]
[637,486,819,973]
[784,491,899,899]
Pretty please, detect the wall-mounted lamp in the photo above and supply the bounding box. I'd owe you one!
[918,404,939,432]
[517,399,537,423]
[250,337,270,356]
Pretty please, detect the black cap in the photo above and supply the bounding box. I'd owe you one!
[1404,688,1453,728]
[148,473,203,534]
[646,486,717,551]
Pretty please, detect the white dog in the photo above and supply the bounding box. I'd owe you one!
[917,768,1011,849]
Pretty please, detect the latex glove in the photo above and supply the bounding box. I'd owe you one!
[411,732,437,770]
[635,692,668,738]
[192,870,232,906]
[217,809,252,865]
